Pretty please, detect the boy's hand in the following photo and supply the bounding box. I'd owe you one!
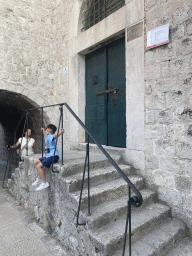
[41,127,45,132]
[61,128,65,134]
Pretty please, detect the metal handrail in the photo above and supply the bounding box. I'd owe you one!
[63,103,143,207]
[26,101,143,206]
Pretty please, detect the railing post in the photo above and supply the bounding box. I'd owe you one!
[129,186,131,256]
[20,112,28,160]
[2,147,10,188]
[14,131,18,167]
[26,111,28,156]
[87,135,91,216]
[122,185,131,256]
[51,106,62,173]
[61,104,64,165]
[41,108,44,158]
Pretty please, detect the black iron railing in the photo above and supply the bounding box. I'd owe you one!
[3,102,143,255]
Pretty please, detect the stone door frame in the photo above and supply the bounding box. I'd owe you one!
[68,0,145,170]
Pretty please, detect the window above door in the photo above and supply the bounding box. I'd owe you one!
[82,0,125,31]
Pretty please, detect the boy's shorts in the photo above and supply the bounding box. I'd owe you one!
[39,155,59,168]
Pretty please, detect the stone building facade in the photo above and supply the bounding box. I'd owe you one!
[0,0,192,233]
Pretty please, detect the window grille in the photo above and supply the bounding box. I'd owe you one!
[82,0,125,31]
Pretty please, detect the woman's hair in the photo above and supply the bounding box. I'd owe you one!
[47,124,57,134]
[24,128,31,133]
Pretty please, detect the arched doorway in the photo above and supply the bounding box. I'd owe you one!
[0,90,49,181]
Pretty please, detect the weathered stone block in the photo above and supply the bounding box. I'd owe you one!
[186,19,192,35]
[5,64,15,73]
[162,124,185,139]
[145,50,154,65]
[146,155,159,170]
[145,0,157,10]
[154,42,177,62]
[146,110,155,123]
[155,77,178,93]
[165,90,185,109]
[176,141,192,159]
[157,110,173,124]
[9,73,20,82]
[145,93,165,110]
[145,139,154,154]
[160,157,185,175]
[153,169,175,187]
[22,58,32,66]
[155,139,175,156]
[145,63,161,79]
[0,80,7,89]
[145,124,163,139]
[177,37,192,56]
[145,83,152,94]
[175,175,192,191]
[161,61,170,78]
[174,5,190,24]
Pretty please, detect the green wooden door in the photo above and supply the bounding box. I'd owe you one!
[85,37,126,147]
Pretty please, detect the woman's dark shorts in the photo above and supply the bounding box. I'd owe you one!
[39,155,59,168]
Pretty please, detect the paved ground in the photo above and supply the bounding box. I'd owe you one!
[0,160,71,256]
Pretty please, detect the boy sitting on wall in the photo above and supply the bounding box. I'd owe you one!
[32,124,64,191]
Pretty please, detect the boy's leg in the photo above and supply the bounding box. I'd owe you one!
[36,162,46,183]
[34,158,41,167]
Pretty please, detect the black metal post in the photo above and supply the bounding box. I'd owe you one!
[14,131,18,167]
[122,185,131,256]
[8,148,13,179]
[19,112,28,160]
[51,106,62,173]
[41,108,44,158]
[129,186,131,256]
[61,104,64,165]
[76,149,89,225]
[87,135,91,216]
[26,111,28,156]
[2,148,10,188]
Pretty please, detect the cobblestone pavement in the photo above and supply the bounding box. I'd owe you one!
[0,161,71,256]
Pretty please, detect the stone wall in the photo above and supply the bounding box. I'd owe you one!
[0,0,73,150]
[144,0,192,232]
[8,155,96,256]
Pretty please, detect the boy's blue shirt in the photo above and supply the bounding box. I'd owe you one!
[45,134,59,158]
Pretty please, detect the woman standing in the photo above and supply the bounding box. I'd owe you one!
[10,129,35,160]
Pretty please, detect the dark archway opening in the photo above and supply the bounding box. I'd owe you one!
[0,90,47,182]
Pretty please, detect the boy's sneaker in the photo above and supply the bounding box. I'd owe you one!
[36,182,49,191]
[32,177,42,186]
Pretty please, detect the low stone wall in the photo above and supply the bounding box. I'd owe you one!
[8,155,96,256]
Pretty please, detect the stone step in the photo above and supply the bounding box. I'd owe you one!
[114,218,187,256]
[60,153,121,177]
[81,189,157,230]
[78,143,126,157]
[167,237,192,256]
[70,175,145,209]
[88,203,171,256]
[64,164,133,192]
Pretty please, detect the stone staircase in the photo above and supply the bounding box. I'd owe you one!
[63,151,187,256]
[8,148,192,256]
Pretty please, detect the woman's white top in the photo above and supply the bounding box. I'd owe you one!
[18,137,35,157]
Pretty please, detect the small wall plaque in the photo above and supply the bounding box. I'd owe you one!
[147,24,169,50]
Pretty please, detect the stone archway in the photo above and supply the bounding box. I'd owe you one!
[0,90,50,164]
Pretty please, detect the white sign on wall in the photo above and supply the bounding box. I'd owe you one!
[147,24,169,49]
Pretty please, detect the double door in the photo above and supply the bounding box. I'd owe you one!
[85,37,126,148]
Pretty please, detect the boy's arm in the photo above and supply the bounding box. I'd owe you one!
[54,128,65,138]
